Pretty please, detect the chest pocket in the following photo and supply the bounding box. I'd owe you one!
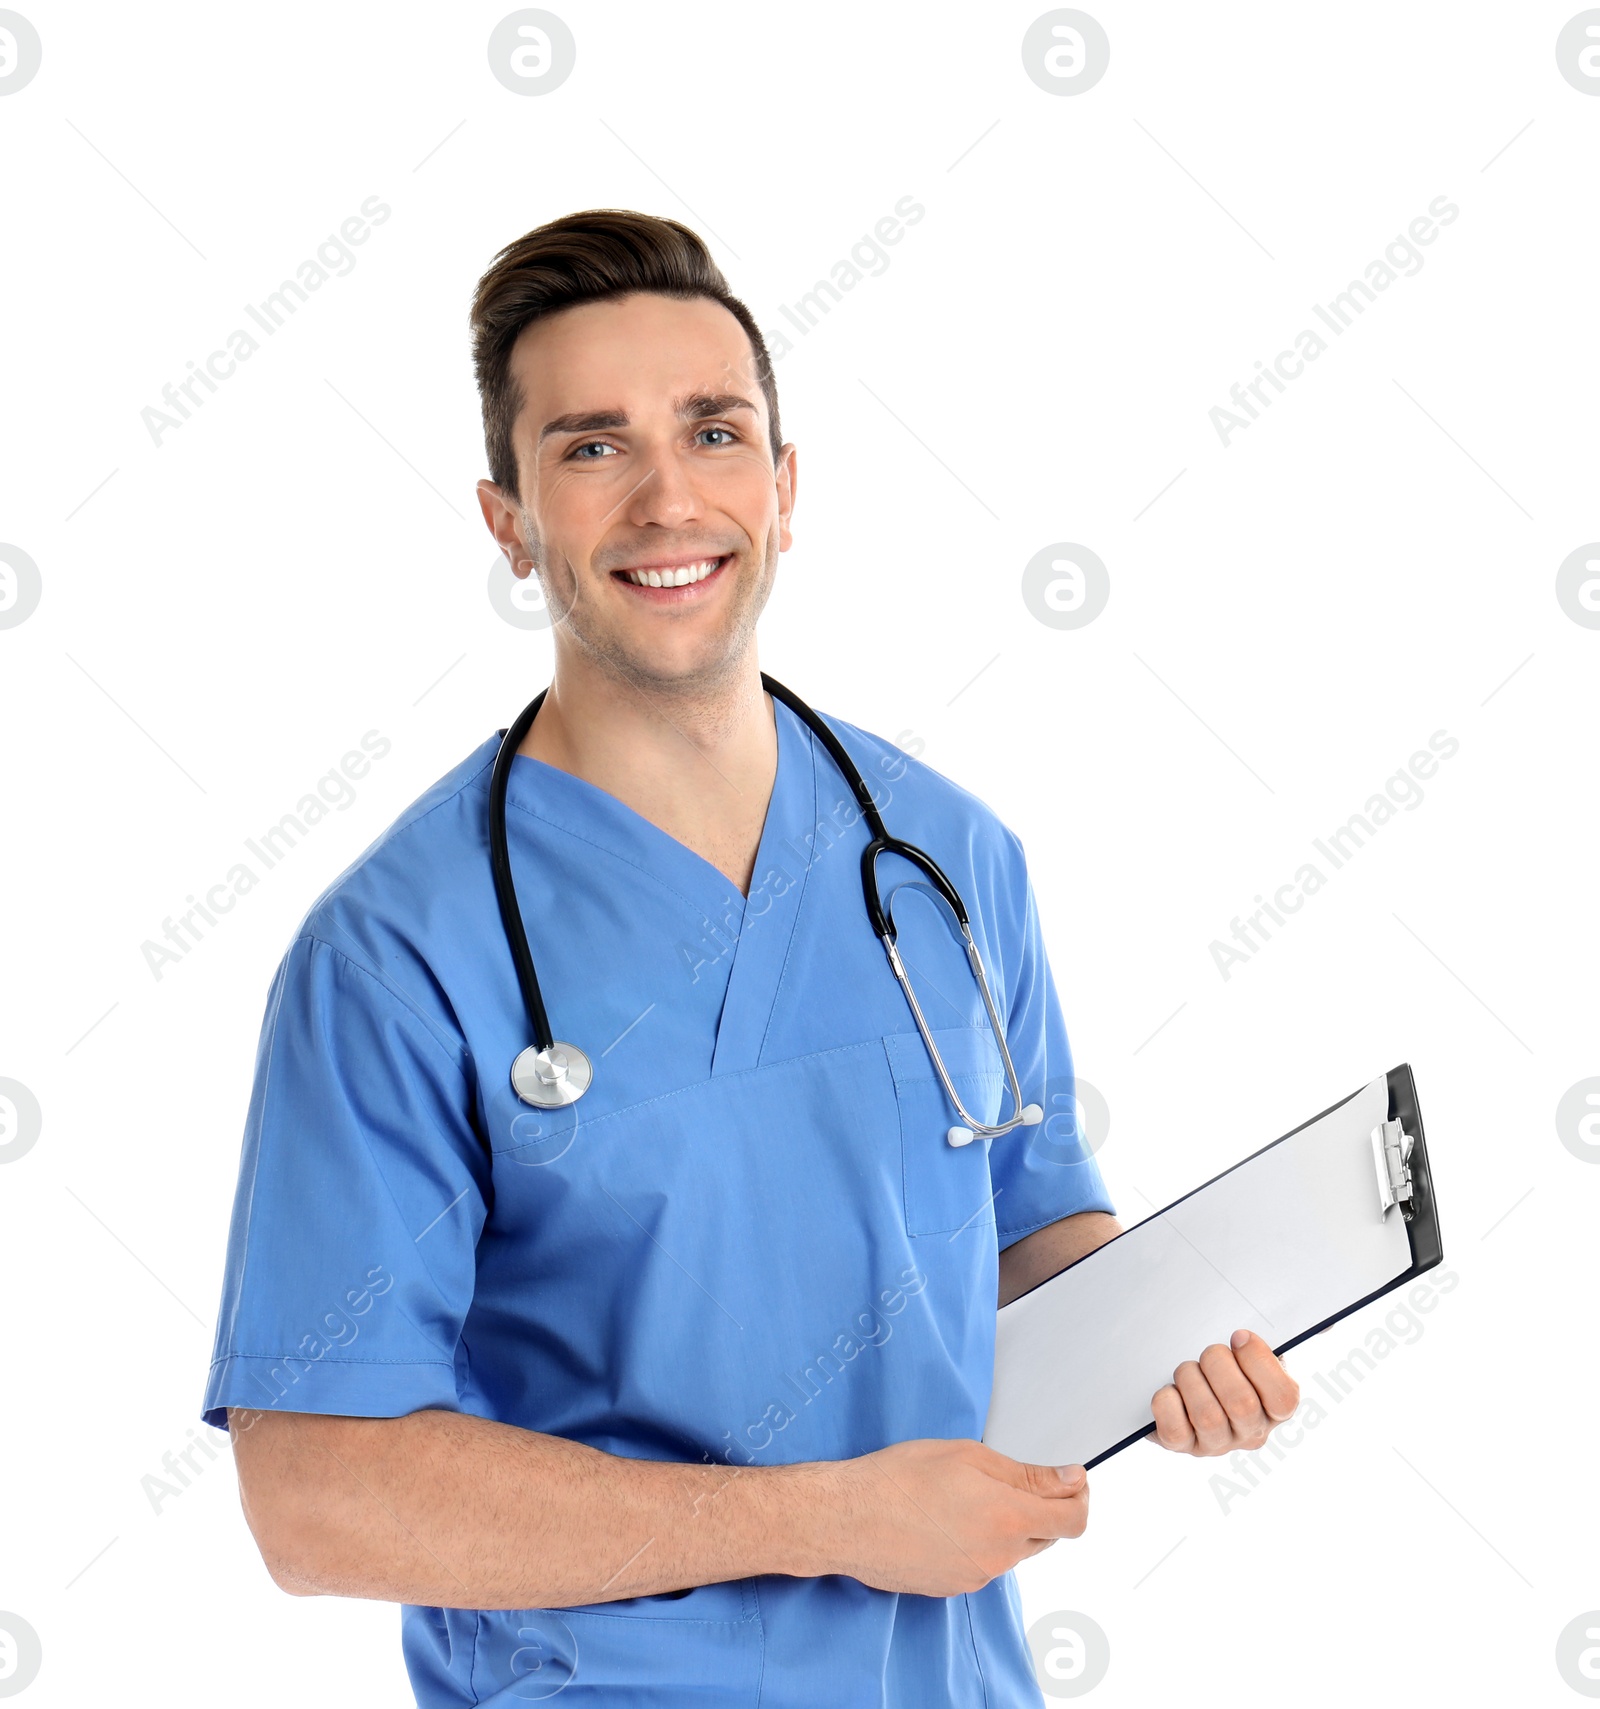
[885,1025,1004,1236]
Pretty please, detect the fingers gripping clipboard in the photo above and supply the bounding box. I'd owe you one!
[982,1064,1443,1469]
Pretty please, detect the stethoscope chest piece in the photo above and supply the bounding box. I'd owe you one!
[512,1041,594,1108]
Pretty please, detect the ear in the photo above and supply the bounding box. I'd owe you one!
[477,479,534,574]
[775,443,798,554]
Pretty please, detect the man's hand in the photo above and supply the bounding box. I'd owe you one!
[1149,1329,1299,1456]
[820,1438,1090,1597]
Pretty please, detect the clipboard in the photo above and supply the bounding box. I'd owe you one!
[982,1063,1443,1469]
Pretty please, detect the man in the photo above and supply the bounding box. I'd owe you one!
[204,208,1299,1706]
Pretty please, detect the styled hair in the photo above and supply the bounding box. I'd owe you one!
[469,208,782,501]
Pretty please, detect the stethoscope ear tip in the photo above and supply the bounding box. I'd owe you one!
[947,1101,1045,1146]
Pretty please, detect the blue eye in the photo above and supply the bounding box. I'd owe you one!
[567,425,739,460]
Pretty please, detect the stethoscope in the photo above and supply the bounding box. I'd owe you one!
[489,673,1044,1148]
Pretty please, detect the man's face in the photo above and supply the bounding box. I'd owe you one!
[481,291,795,692]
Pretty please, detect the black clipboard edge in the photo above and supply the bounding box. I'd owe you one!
[1009,1062,1444,1470]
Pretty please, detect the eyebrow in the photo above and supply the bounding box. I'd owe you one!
[536,391,759,447]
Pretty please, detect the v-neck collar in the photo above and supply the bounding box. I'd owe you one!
[708,699,821,1074]
[498,691,819,943]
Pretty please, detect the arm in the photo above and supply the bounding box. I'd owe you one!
[997,1208,1122,1307]
[228,1404,1091,1607]
[995,1211,1302,1455]
[218,944,1092,1611]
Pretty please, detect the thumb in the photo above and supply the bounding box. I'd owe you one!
[1020,1461,1086,1497]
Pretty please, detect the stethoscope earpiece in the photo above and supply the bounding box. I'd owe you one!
[947,1104,1043,1147]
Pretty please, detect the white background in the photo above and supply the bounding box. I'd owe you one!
[2,2,1596,1703]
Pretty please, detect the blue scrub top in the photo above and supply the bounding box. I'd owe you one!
[203,697,1115,1708]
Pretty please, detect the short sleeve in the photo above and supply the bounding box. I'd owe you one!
[989,858,1116,1248]
[201,934,490,1431]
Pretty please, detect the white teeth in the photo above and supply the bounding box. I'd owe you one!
[622,557,721,588]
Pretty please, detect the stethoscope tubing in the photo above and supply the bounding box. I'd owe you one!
[489,684,558,1054]
[490,673,1039,1138]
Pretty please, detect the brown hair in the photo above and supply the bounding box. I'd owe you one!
[469,208,782,502]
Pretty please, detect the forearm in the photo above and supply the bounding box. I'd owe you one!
[231,1405,841,1609]
[997,1210,1122,1307]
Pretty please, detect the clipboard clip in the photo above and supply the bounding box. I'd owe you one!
[1371,1119,1415,1221]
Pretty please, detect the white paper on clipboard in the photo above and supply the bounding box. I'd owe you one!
[983,1072,1414,1468]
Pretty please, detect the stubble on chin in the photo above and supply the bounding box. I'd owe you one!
[543,537,781,708]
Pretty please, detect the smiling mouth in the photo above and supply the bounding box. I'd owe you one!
[611,554,730,592]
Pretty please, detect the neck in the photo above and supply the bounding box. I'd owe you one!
[517,654,779,894]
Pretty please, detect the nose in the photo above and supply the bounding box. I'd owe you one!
[618,439,707,533]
